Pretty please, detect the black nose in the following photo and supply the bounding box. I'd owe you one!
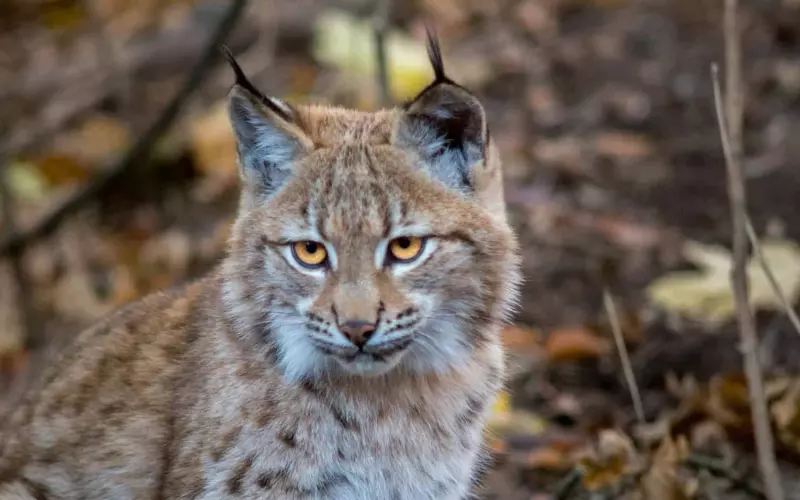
[339,321,376,348]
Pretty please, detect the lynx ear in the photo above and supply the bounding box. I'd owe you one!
[222,47,312,198]
[394,29,488,193]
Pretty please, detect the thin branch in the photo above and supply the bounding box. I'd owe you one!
[603,288,645,425]
[372,0,393,108]
[0,0,249,258]
[724,0,744,152]
[713,1,785,497]
[744,217,800,336]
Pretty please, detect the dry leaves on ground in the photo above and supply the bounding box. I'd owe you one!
[545,326,611,363]
[647,238,800,326]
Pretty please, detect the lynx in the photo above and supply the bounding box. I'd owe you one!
[0,30,520,499]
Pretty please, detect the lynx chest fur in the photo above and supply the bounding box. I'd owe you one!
[0,32,519,500]
[171,320,504,500]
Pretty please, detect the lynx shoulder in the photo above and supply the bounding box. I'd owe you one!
[0,30,520,500]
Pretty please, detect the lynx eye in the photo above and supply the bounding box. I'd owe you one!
[291,241,328,269]
[388,236,425,263]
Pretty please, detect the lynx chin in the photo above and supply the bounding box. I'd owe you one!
[0,29,520,500]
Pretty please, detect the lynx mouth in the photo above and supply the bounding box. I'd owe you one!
[308,332,415,374]
[341,351,386,363]
[333,350,405,375]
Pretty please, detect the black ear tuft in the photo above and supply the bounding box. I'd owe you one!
[395,27,488,194]
[424,25,451,85]
[220,45,292,122]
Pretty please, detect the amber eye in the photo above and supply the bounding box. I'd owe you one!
[291,241,328,269]
[388,236,425,263]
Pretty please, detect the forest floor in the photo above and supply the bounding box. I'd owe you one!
[3,0,800,498]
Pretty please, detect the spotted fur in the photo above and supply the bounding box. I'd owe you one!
[0,31,520,499]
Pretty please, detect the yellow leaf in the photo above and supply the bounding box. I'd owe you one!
[5,161,48,202]
[492,390,512,416]
[647,239,800,326]
[579,430,637,491]
[486,409,549,437]
[487,392,548,438]
[313,9,433,105]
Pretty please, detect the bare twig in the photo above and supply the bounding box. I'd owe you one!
[744,217,800,336]
[712,1,784,498]
[603,288,645,425]
[724,0,744,152]
[0,0,248,258]
[372,0,393,108]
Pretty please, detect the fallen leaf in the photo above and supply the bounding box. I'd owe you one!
[639,436,693,500]
[579,429,638,491]
[771,379,800,452]
[4,161,48,202]
[525,445,574,471]
[689,420,732,459]
[33,154,92,187]
[487,408,549,438]
[647,238,800,326]
[545,326,609,362]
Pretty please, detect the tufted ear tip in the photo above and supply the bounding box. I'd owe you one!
[221,45,293,122]
[224,53,310,199]
[394,28,488,193]
[423,24,450,86]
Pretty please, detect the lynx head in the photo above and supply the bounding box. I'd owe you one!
[220,31,520,381]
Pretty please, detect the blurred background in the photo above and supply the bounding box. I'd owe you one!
[3,0,800,497]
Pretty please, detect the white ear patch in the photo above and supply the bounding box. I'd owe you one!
[270,97,294,118]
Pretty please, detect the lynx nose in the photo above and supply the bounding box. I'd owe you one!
[339,321,376,349]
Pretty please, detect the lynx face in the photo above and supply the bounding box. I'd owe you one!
[221,37,519,381]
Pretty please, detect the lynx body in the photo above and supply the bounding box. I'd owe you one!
[0,32,520,499]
